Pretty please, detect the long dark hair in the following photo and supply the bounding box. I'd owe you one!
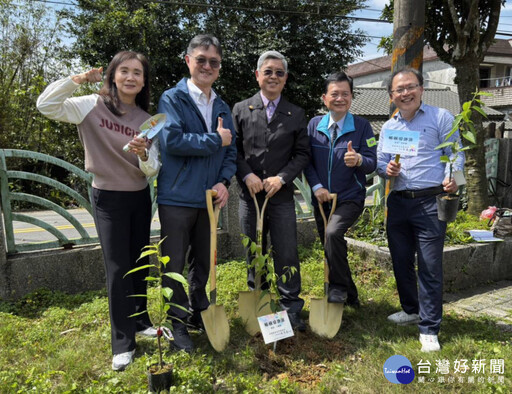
[98,51,150,116]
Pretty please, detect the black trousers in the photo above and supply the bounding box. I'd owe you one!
[92,186,152,355]
[314,200,364,303]
[158,205,211,320]
[239,197,304,313]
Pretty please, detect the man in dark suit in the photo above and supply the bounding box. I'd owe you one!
[232,50,310,331]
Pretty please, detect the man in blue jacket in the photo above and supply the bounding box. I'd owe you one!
[305,71,376,307]
[157,34,236,352]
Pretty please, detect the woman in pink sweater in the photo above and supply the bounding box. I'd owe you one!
[37,51,160,371]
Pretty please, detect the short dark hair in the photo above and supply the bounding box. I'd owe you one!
[99,51,151,116]
[324,71,353,94]
[187,34,222,58]
[386,67,423,93]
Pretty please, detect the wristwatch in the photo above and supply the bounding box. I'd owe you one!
[278,176,286,185]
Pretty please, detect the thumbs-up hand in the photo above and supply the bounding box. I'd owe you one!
[344,141,362,168]
[217,117,232,147]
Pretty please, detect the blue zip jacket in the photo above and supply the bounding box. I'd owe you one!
[157,78,237,208]
[304,112,377,205]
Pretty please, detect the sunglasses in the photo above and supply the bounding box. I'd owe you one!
[262,69,286,78]
[191,55,221,69]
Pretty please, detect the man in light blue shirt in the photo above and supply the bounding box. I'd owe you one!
[376,67,464,352]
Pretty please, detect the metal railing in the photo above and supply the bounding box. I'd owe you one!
[0,149,158,254]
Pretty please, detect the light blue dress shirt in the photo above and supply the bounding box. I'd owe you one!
[376,102,465,191]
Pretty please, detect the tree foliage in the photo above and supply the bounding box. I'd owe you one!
[1,0,87,207]
[0,0,79,159]
[62,0,368,117]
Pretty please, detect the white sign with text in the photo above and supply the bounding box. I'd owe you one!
[381,129,421,156]
[257,310,294,344]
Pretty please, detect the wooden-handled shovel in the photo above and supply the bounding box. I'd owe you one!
[238,195,273,336]
[309,194,344,338]
[201,189,230,351]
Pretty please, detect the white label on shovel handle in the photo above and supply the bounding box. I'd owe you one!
[258,310,294,344]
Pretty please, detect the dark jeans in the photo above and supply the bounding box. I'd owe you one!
[92,186,152,355]
[239,197,304,313]
[386,193,447,334]
[314,200,364,303]
[158,205,210,320]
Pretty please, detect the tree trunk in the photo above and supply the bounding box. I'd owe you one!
[453,59,489,215]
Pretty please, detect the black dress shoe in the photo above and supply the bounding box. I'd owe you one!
[170,322,194,353]
[346,298,361,308]
[187,310,205,331]
[288,312,306,332]
[327,288,348,304]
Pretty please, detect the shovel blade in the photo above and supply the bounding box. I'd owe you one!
[201,305,230,352]
[309,297,343,338]
[238,290,273,336]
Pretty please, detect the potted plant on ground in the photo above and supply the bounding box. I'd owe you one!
[125,237,188,393]
[435,90,491,222]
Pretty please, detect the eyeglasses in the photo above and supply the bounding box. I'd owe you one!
[190,55,221,69]
[262,69,286,78]
[328,92,351,99]
[391,84,420,95]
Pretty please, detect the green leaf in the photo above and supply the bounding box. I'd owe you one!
[163,272,188,286]
[124,264,155,277]
[439,156,450,163]
[128,310,148,318]
[462,101,471,111]
[137,250,157,261]
[472,105,487,118]
[160,256,170,264]
[157,236,168,247]
[162,288,173,301]
[462,130,476,144]
[435,141,453,150]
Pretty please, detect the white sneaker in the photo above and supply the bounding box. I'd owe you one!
[387,311,421,325]
[136,327,158,337]
[112,349,135,371]
[420,334,441,352]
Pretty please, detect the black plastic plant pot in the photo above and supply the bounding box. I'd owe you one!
[147,364,173,393]
[436,194,460,223]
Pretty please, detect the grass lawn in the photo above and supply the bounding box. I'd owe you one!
[0,241,510,393]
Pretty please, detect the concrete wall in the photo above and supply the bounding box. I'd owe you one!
[347,237,512,293]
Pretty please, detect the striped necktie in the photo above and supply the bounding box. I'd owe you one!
[267,101,275,121]
[331,124,338,145]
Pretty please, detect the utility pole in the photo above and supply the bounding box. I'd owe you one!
[391,0,425,75]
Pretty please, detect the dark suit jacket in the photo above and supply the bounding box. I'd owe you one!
[232,92,310,203]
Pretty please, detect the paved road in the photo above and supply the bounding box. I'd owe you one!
[12,208,161,245]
